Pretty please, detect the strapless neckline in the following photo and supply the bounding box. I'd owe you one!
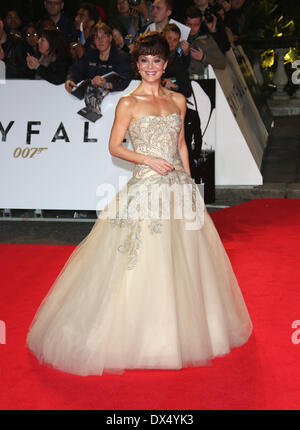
[129,112,181,131]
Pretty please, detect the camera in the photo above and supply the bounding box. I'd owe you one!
[128,0,142,6]
[203,6,214,23]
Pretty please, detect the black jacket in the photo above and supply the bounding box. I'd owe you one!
[67,46,132,92]
[164,52,192,98]
[2,34,32,79]
[35,56,72,85]
[201,12,230,53]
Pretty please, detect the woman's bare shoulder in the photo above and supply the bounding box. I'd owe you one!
[115,94,139,119]
[117,93,136,110]
[172,91,186,106]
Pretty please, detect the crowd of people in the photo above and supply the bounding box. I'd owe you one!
[0,0,247,83]
[0,0,247,169]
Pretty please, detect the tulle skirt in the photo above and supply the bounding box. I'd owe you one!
[26,193,253,376]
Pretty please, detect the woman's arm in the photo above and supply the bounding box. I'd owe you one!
[37,58,70,85]
[175,93,191,176]
[109,97,174,175]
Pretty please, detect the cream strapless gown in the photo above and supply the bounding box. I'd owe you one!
[26,113,253,376]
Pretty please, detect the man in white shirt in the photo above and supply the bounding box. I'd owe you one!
[144,0,172,33]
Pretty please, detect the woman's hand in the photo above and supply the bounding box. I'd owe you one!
[65,79,77,93]
[91,75,108,88]
[26,54,39,70]
[145,155,175,176]
[70,39,85,60]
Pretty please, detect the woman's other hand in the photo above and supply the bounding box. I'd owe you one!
[26,54,39,70]
[145,155,175,175]
[65,79,77,93]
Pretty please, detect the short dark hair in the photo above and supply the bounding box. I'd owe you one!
[164,0,173,12]
[162,23,181,37]
[79,2,100,24]
[131,31,170,63]
[185,5,202,20]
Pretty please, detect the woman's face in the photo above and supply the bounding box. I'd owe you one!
[137,55,167,82]
[26,26,39,47]
[117,0,130,15]
[165,30,180,52]
[38,36,50,55]
[94,30,112,52]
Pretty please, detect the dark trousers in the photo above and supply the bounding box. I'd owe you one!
[184,108,203,178]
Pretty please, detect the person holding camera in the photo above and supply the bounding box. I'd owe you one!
[193,0,230,53]
[65,22,132,94]
[184,5,226,77]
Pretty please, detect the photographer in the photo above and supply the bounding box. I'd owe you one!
[193,0,230,53]
[65,22,132,94]
[184,6,226,77]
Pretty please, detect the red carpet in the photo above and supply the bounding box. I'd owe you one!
[0,198,299,410]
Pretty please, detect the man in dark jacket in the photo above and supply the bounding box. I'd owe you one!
[65,23,132,93]
[44,0,72,40]
[193,0,230,53]
[0,16,32,79]
[184,6,226,77]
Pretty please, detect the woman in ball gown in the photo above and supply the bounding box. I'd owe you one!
[26,32,252,377]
